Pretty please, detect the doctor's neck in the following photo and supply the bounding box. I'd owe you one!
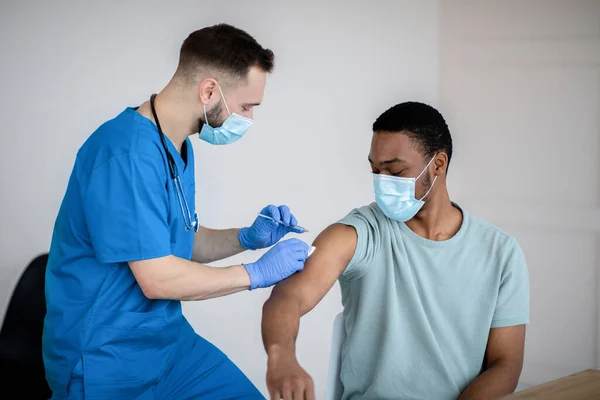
[140,83,198,153]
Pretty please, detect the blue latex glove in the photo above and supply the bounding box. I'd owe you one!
[243,238,309,290]
[238,205,304,250]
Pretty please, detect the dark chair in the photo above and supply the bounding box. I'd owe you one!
[0,253,52,399]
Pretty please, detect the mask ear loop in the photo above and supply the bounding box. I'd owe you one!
[416,155,438,201]
[203,104,211,128]
[416,155,436,181]
[419,175,438,201]
[217,84,231,115]
[203,83,230,128]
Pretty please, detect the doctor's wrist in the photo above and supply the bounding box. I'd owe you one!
[241,262,260,290]
[231,264,251,291]
[238,227,257,251]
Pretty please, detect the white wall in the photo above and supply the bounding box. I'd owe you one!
[440,0,600,391]
[0,1,439,397]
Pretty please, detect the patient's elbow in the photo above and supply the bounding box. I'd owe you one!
[265,284,288,305]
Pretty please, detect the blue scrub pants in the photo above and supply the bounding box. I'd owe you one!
[58,333,264,400]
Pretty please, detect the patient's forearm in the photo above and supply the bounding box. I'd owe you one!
[459,360,521,400]
[262,289,302,356]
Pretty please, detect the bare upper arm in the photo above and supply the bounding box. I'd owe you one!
[270,223,358,315]
[485,325,526,369]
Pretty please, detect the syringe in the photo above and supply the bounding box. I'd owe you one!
[258,214,309,233]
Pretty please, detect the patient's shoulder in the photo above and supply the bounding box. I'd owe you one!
[347,202,383,218]
[338,202,387,229]
[334,203,386,280]
[465,211,518,251]
[314,223,358,256]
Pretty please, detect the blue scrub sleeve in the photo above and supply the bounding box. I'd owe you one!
[81,152,172,264]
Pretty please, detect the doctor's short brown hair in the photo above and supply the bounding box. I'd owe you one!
[176,23,275,82]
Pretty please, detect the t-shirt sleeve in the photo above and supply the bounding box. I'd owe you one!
[81,152,172,264]
[491,238,530,328]
[337,205,382,281]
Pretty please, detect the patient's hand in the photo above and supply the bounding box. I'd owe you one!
[267,349,314,400]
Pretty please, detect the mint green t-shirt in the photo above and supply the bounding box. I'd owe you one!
[337,203,529,400]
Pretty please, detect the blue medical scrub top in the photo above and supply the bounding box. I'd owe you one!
[43,107,198,393]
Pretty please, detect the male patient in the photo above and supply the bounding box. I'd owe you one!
[262,102,530,400]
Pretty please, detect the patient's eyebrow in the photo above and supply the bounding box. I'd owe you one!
[368,157,407,165]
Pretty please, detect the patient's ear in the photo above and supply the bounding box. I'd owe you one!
[433,153,448,176]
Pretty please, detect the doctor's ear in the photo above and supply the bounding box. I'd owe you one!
[198,78,218,105]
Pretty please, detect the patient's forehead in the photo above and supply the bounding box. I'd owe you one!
[369,132,423,164]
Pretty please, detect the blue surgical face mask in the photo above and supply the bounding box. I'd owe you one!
[199,85,253,145]
[373,156,438,222]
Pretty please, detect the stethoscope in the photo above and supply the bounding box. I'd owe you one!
[150,94,199,232]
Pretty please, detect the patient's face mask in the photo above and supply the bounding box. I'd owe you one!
[373,156,437,222]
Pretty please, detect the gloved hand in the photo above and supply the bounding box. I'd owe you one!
[238,205,304,250]
[243,238,309,290]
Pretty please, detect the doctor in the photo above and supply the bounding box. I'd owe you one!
[43,23,308,399]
